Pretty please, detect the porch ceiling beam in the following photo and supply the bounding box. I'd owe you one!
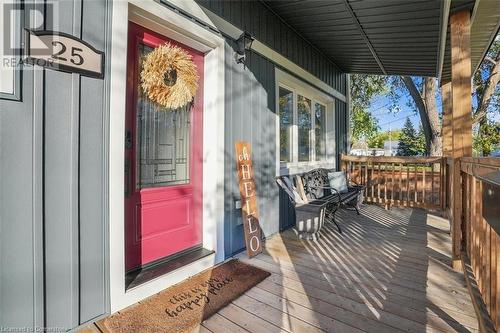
[341,0,387,75]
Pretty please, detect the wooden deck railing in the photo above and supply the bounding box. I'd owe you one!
[340,154,446,210]
[460,157,500,331]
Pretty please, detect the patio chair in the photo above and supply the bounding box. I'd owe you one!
[300,169,365,232]
[277,169,365,239]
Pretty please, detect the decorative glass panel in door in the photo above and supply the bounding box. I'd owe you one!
[125,23,204,271]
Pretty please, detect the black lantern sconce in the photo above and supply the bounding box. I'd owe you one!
[235,31,254,65]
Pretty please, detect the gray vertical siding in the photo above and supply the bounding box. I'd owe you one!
[79,0,109,322]
[0,5,40,328]
[203,1,350,256]
[0,0,110,330]
[224,42,280,256]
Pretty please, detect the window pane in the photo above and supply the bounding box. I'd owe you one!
[298,95,311,162]
[136,43,190,188]
[279,87,293,163]
[315,103,327,161]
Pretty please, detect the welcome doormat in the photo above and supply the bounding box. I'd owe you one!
[97,259,270,333]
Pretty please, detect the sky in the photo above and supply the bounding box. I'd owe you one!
[368,81,444,133]
[368,94,421,132]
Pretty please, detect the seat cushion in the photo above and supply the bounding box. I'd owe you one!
[328,171,348,194]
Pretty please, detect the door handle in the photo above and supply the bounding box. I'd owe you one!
[125,130,133,149]
[125,158,131,197]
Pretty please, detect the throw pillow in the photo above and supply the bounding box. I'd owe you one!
[327,171,348,194]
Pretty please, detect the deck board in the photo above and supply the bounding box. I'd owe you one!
[84,205,478,333]
[224,206,478,333]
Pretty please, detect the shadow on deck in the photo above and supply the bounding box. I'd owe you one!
[203,205,478,333]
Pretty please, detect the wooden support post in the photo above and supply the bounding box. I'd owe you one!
[450,10,473,270]
[441,82,453,157]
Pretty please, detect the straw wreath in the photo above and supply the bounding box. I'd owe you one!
[140,43,199,109]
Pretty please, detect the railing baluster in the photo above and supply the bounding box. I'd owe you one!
[391,163,395,206]
[384,163,388,206]
[414,164,418,206]
[399,163,403,206]
[431,162,435,207]
[406,164,410,207]
[371,161,375,202]
[365,161,369,199]
[358,161,361,184]
[422,164,427,207]
[377,163,381,203]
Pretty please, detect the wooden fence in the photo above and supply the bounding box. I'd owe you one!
[460,157,500,331]
[340,155,446,210]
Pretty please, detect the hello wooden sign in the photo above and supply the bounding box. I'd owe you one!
[235,141,262,258]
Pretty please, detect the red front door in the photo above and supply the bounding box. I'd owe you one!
[125,22,204,271]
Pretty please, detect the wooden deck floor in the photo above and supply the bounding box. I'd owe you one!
[81,205,478,333]
[201,205,478,333]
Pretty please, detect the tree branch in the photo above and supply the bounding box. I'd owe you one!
[401,76,433,152]
[484,56,498,66]
[474,58,500,125]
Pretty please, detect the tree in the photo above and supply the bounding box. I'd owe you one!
[397,118,421,156]
[350,74,389,114]
[351,108,380,144]
[415,125,427,156]
[394,77,442,156]
[350,35,500,157]
[473,36,500,156]
[350,74,389,147]
[473,121,500,156]
[351,74,441,156]
[367,130,401,148]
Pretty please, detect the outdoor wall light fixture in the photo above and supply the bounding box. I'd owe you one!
[235,31,254,65]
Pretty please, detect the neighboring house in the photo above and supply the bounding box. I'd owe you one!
[350,148,385,156]
[0,0,498,331]
[384,140,400,156]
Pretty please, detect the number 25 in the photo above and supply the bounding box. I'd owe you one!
[51,41,84,66]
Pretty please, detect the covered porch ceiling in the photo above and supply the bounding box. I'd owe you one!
[264,0,499,82]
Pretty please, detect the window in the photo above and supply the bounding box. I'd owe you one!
[0,2,22,101]
[315,103,327,161]
[297,95,311,162]
[279,87,293,163]
[276,71,333,170]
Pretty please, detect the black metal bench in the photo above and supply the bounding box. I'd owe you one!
[277,168,365,239]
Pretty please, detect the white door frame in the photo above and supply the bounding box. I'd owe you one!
[109,0,226,312]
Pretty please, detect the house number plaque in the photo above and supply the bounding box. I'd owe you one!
[24,29,105,79]
[235,141,263,258]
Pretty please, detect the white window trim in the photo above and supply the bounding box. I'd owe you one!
[275,68,336,176]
